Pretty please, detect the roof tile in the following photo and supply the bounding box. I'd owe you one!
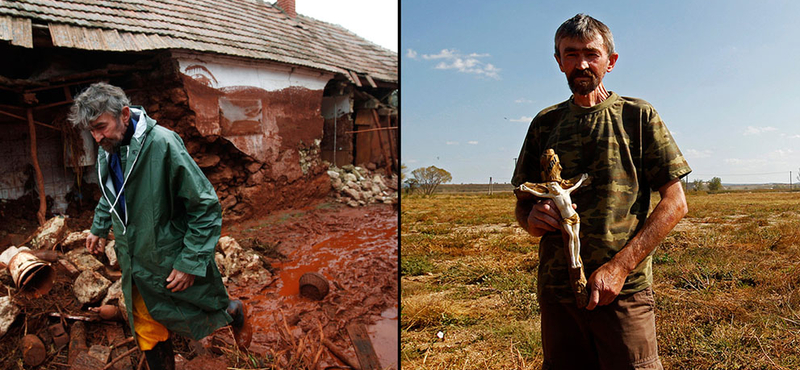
[0,0,396,82]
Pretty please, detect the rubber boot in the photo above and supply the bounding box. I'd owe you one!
[227,300,252,349]
[143,339,175,370]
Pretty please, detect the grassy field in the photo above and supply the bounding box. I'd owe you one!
[400,191,800,369]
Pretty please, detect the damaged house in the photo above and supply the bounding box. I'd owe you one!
[0,0,398,224]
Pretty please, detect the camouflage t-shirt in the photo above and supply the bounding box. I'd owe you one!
[511,92,691,303]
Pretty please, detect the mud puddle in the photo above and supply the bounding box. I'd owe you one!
[227,204,398,369]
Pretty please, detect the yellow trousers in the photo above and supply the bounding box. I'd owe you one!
[132,285,169,351]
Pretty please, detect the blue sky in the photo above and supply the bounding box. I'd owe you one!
[401,1,800,184]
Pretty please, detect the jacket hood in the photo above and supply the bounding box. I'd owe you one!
[129,106,156,139]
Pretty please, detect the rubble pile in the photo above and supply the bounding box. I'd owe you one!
[327,165,399,207]
[0,215,273,368]
[215,236,276,287]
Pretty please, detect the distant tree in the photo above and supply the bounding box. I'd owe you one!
[411,166,452,195]
[403,178,419,194]
[692,179,704,192]
[401,163,408,182]
[708,177,723,192]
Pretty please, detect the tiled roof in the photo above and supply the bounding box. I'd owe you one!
[0,0,397,83]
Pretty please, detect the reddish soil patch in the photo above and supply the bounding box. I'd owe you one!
[0,200,398,369]
[222,202,399,369]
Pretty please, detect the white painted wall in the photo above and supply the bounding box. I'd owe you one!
[177,54,331,91]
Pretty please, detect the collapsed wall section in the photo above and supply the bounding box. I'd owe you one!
[166,53,335,219]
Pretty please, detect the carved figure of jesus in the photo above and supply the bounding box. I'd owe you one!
[517,149,590,307]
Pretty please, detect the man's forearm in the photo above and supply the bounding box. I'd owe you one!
[610,179,688,273]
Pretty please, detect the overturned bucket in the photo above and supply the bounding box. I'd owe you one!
[299,272,330,301]
[8,251,55,297]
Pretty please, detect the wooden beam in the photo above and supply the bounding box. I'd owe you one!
[0,109,62,131]
[364,75,378,88]
[349,71,362,87]
[346,323,381,370]
[27,108,47,225]
[371,110,393,173]
[383,113,396,172]
[345,126,398,134]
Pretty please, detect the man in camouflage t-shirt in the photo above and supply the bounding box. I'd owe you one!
[512,14,691,369]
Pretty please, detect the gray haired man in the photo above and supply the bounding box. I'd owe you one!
[69,82,251,370]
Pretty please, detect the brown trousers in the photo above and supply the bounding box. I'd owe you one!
[540,287,663,370]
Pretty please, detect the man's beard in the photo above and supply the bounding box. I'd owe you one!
[99,138,121,152]
[567,69,601,95]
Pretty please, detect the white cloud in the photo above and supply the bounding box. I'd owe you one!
[422,49,457,60]
[684,149,712,159]
[406,49,418,59]
[744,126,777,135]
[788,134,800,139]
[514,98,533,104]
[446,141,459,145]
[724,158,766,166]
[421,49,501,79]
[768,149,794,159]
[467,141,479,145]
[509,116,533,122]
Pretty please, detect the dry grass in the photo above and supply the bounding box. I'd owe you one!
[401,191,800,369]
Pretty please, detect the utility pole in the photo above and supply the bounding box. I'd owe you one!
[791,171,793,191]
[489,177,493,195]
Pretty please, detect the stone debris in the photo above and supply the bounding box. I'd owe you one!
[65,248,104,272]
[73,270,112,305]
[0,246,29,265]
[327,165,398,207]
[61,230,90,250]
[105,240,118,268]
[29,216,68,250]
[215,236,274,286]
[101,279,128,323]
[0,296,20,338]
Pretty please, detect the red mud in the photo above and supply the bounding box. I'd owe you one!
[0,200,397,369]
[224,202,398,369]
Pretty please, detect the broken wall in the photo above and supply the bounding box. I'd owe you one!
[168,52,335,219]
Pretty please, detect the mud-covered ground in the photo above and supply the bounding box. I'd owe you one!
[0,198,398,369]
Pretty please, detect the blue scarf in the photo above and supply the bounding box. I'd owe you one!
[108,115,137,221]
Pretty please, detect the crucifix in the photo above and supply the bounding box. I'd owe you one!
[518,149,590,308]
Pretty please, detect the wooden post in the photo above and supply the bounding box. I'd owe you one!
[27,108,47,225]
[371,110,392,173]
[383,113,397,172]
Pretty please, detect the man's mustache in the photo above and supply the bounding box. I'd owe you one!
[569,69,595,79]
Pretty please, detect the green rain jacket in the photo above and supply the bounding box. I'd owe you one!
[89,106,232,340]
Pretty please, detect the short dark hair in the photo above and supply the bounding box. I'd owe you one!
[554,14,615,57]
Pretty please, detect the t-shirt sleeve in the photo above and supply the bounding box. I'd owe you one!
[512,119,542,187]
[642,109,692,191]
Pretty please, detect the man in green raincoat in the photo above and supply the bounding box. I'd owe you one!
[68,82,251,370]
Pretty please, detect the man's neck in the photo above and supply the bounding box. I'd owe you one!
[572,83,610,108]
